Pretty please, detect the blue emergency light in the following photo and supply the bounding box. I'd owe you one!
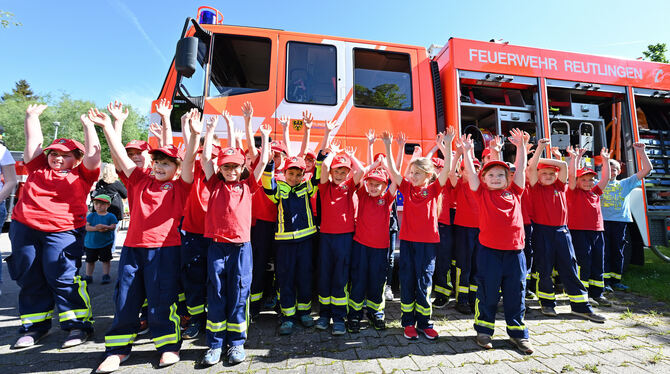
[197,6,223,25]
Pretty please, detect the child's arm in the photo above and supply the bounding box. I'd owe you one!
[202,116,218,180]
[181,110,202,184]
[278,115,294,157]
[527,138,550,186]
[425,143,439,158]
[460,134,480,191]
[261,161,279,203]
[449,138,463,187]
[633,142,653,179]
[89,109,136,178]
[381,131,403,186]
[299,110,313,157]
[365,129,375,165]
[538,157,568,184]
[317,120,339,153]
[80,112,102,171]
[395,132,406,173]
[596,147,612,192]
[320,139,340,184]
[149,123,164,148]
[253,124,272,182]
[24,104,48,164]
[235,129,245,150]
[85,222,98,232]
[565,146,578,190]
[155,98,173,146]
[222,110,235,148]
[508,128,528,189]
[242,101,259,160]
[436,128,455,187]
[345,147,365,185]
[107,101,129,137]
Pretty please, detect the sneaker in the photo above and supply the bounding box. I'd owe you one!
[384,285,394,301]
[403,326,418,340]
[227,345,246,365]
[82,275,93,284]
[572,311,606,323]
[603,285,614,293]
[455,303,471,314]
[433,295,449,309]
[592,296,612,307]
[138,320,149,335]
[525,290,536,299]
[315,317,329,330]
[347,319,360,333]
[159,351,180,367]
[264,295,277,309]
[13,330,48,349]
[332,322,346,335]
[371,317,386,330]
[300,314,315,328]
[475,333,493,349]
[62,329,91,348]
[101,274,111,285]
[182,319,202,339]
[180,315,191,331]
[95,354,130,374]
[510,337,534,354]
[588,298,600,307]
[417,327,439,340]
[279,320,294,335]
[201,347,221,366]
[540,306,557,317]
[612,283,629,291]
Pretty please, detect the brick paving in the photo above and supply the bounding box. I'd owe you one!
[0,230,668,373]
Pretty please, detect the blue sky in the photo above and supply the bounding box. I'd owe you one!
[1,0,668,114]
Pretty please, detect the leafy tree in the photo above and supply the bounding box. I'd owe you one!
[2,80,38,101]
[0,10,21,29]
[354,83,409,110]
[642,43,668,63]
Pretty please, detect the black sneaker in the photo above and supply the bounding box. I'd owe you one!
[101,274,111,285]
[593,296,612,307]
[433,295,449,309]
[371,317,386,330]
[455,303,472,315]
[347,319,360,333]
[182,319,202,339]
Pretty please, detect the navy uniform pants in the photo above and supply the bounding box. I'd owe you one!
[206,241,252,349]
[276,238,313,322]
[348,240,388,321]
[318,232,353,323]
[532,224,593,313]
[180,231,211,320]
[603,221,628,285]
[433,223,454,299]
[104,246,181,356]
[249,219,276,316]
[399,240,435,329]
[474,246,528,338]
[7,220,93,334]
[571,229,605,299]
[454,225,480,305]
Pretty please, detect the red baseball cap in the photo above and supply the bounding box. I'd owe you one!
[217,147,245,166]
[124,139,151,151]
[283,156,306,171]
[480,160,510,176]
[45,138,84,153]
[304,149,316,159]
[149,144,185,160]
[331,154,352,169]
[271,140,288,155]
[365,167,389,183]
[576,168,597,178]
[196,145,221,157]
[481,149,491,158]
[431,157,444,169]
[537,163,560,172]
[374,152,385,162]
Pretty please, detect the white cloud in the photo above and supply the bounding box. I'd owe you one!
[108,0,169,66]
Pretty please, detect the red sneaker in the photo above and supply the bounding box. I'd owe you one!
[180,315,191,330]
[403,326,418,340]
[417,327,439,340]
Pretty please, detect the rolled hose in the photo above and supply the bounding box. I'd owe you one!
[649,245,670,263]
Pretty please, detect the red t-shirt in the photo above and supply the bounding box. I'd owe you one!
[12,153,99,232]
[181,163,211,234]
[520,181,533,225]
[252,180,278,223]
[319,178,357,234]
[529,180,568,226]
[438,182,453,225]
[124,168,192,247]
[205,176,258,243]
[119,166,151,209]
[475,183,525,250]
[567,185,604,231]
[453,178,479,228]
[354,187,394,248]
[398,179,441,243]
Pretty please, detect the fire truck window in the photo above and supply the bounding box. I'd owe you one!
[354,49,412,111]
[286,42,337,105]
[178,37,209,99]
[208,35,271,97]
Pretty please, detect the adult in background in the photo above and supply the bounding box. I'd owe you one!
[0,141,18,293]
[94,163,128,222]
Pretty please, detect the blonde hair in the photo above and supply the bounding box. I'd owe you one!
[101,163,119,184]
[409,157,437,183]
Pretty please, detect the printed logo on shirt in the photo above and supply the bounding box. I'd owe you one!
[339,183,349,191]
[232,183,243,193]
[377,198,386,206]
[421,189,429,197]
[501,191,512,199]
[554,189,561,197]
[57,169,71,174]
[161,182,173,190]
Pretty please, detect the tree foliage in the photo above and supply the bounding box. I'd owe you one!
[642,43,668,63]
[2,80,38,101]
[0,10,21,29]
[354,83,409,110]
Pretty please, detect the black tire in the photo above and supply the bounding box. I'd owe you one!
[627,222,644,268]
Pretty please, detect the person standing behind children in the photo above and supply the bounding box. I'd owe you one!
[381,129,453,341]
[83,194,118,285]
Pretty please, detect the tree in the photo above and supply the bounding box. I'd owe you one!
[354,83,409,110]
[642,43,668,63]
[0,11,21,29]
[2,80,38,101]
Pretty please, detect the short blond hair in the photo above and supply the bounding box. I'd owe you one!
[409,157,437,182]
[101,163,118,184]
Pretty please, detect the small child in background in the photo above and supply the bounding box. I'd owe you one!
[83,194,118,285]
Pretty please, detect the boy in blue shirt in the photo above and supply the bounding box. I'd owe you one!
[84,194,118,284]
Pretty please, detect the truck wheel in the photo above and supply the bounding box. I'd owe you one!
[627,222,643,267]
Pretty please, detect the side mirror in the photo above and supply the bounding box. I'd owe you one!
[175,37,199,78]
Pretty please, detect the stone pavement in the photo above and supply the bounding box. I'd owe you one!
[0,230,668,374]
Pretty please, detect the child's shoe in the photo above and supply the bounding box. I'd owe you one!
[417,327,438,340]
[612,282,629,291]
[159,351,180,367]
[95,354,130,373]
[82,275,93,283]
[62,328,91,348]
[347,319,360,333]
[384,285,394,301]
[279,320,294,335]
[182,319,203,339]
[475,333,492,349]
[403,326,418,340]
[455,302,471,314]
[540,306,557,317]
[525,290,536,299]
[179,315,191,331]
[13,330,48,349]
[101,274,111,285]
[592,296,612,307]
[510,338,534,354]
[432,295,449,309]
[571,311,606,323]
[370,316,386,330]
[300,314,315,328]
[332,322,346,335]
[138,319,149,335]
[201,347,221,366]
[227,345,246,364]
[315,317,329,330]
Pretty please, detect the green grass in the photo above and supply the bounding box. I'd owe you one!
[622,246,670,303]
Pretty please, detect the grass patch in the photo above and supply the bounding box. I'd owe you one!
[620,308,634,320]
[584,363,600,373]
[622,246,670,303]
[560,364,575,372]
[647,350,663,364]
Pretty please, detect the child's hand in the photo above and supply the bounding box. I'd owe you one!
[577,147,587,158]
[180,111,190,128]
[566,145,576,157]
[366,129,375,145]
[149,123,163,139]
[551,146,562,159]
[445,127,456,143]
[260,123,272,137]
[189,115,202,136]
[537,138,550,146]
[205,116,218,133]
[241,101,253,120]
[396,132,406,146]
[189,108,202,131]
[632,142,646,151]
[491,135,503,152]
[26,104,48,117]
[344,146,357,158]
[234,128,244,142]
[80,113,95,128]
[107,101,129,122]
[279,115,290,129]
[325,120,339,133]
[88,108,112,128]
[155,98,172,117]
[327,139,342,154]
[436,132,445,148]
[221,110,233,126]
[460,134,473,151]
[508,128,525,148]
[381,131,393,146]
[600,147,612,161]
[302,110,313,130]
[412,145,423,157]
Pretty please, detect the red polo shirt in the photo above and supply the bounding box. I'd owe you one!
[475,183,525,250]
[319,178,357,234]
[205,175,258,243]
[398,178,441,243]
[567,185,604,231]
[453,178,479,228]
[354,187,394,249]
[181,163,211,234]
[529,180,568,227]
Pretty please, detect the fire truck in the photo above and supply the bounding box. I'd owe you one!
[152,7,670,262]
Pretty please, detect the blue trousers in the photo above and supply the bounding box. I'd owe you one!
[206,241,252,348]
[474,246,528,338]
[386,231,397,287]
[318,232,353,323]
[399,240,435,329]
[571,230,605,298]
[348,240,388,320]
[603,221,628,285]
[250,219,276,315]
[454,225,480,305]
[532,224,592,313]
[434,223,454,298]
[276,238,313,322]
[523,224,534,285]
[180,231,211,320]
[7,220,93,334]
[105,246,181,356]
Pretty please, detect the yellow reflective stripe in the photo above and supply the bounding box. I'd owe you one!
[274,225,317,240]
[207,319,227,332]
[331,297,347,306]
[365,298,383,312]
[415,304,431,316]
[105,333,137,347]
[74,275,93,323]
[603,272,612,279]
[588,279,604,288]
[454,267,462,299]
[227,321,247,333]
[281,305,296,316]
[458,286,469,294]
[349,298,364,311]
[21,310,54,325]
[474,298,495,329]
[142,299,148,308]
[537,291,556,300]
[250,292,263,302]
[318,295,331,305]
[507,324,527,331]
[59,309,90,322]
[434,285,450,296]
[552,268,559,277]
[469,284,478,292]
[178,293,186,302]
[611,273,622,280]
[400,302,415,313]
[277,195,285,234]
[568,294,588,303]
[187,304,205,316]
[581,280,590,288]
[525,273,531,280]
[297,301,312,311]
[304,191,313,228]
[451,259,456,266]
[153,303,180,348]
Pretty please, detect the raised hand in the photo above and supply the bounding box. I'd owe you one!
[107,101,129,122]
[26,103,48,117]
[205,116,218,132]
[460,134,473,151]
[149,123,163,138]
[80,113,95,128]
[241,101,253,120]
[551,146,562,159]
[278,115,290,129]
[260,123,272,137]
[221,110,233,126]
[566,145,577,157]
[537,138,550,146]
[366,129,375,145]
[436,132,445,147]
[412,145,423,157]
[189,115,202,135]
[632,142,646,151]
[381,131,393,146]
[508,128,525,147]
[181,111,191,128]
[577,147,587,158]
[302,110,313,129]
[344,146,357,158]
[328,139,342,154]
[600,147,612,161]
[189,108,202,131]
[396,132,406,146]
[88,108,112,128]
[325,120,339,133]
[155,98,172,117]
[444,127,456,142]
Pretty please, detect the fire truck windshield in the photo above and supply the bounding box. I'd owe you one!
[207,34,272,97]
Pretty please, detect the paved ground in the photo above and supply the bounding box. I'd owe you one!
[0,229,668,374]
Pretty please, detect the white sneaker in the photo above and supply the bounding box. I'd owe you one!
[384,285,394,301]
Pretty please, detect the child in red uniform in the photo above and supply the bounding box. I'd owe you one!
[382,129,453,341]
[460,130,534,354]
[199,117,271,366]
[92,109,199,373]
[566,146,611,307]
[8,104,100,349]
